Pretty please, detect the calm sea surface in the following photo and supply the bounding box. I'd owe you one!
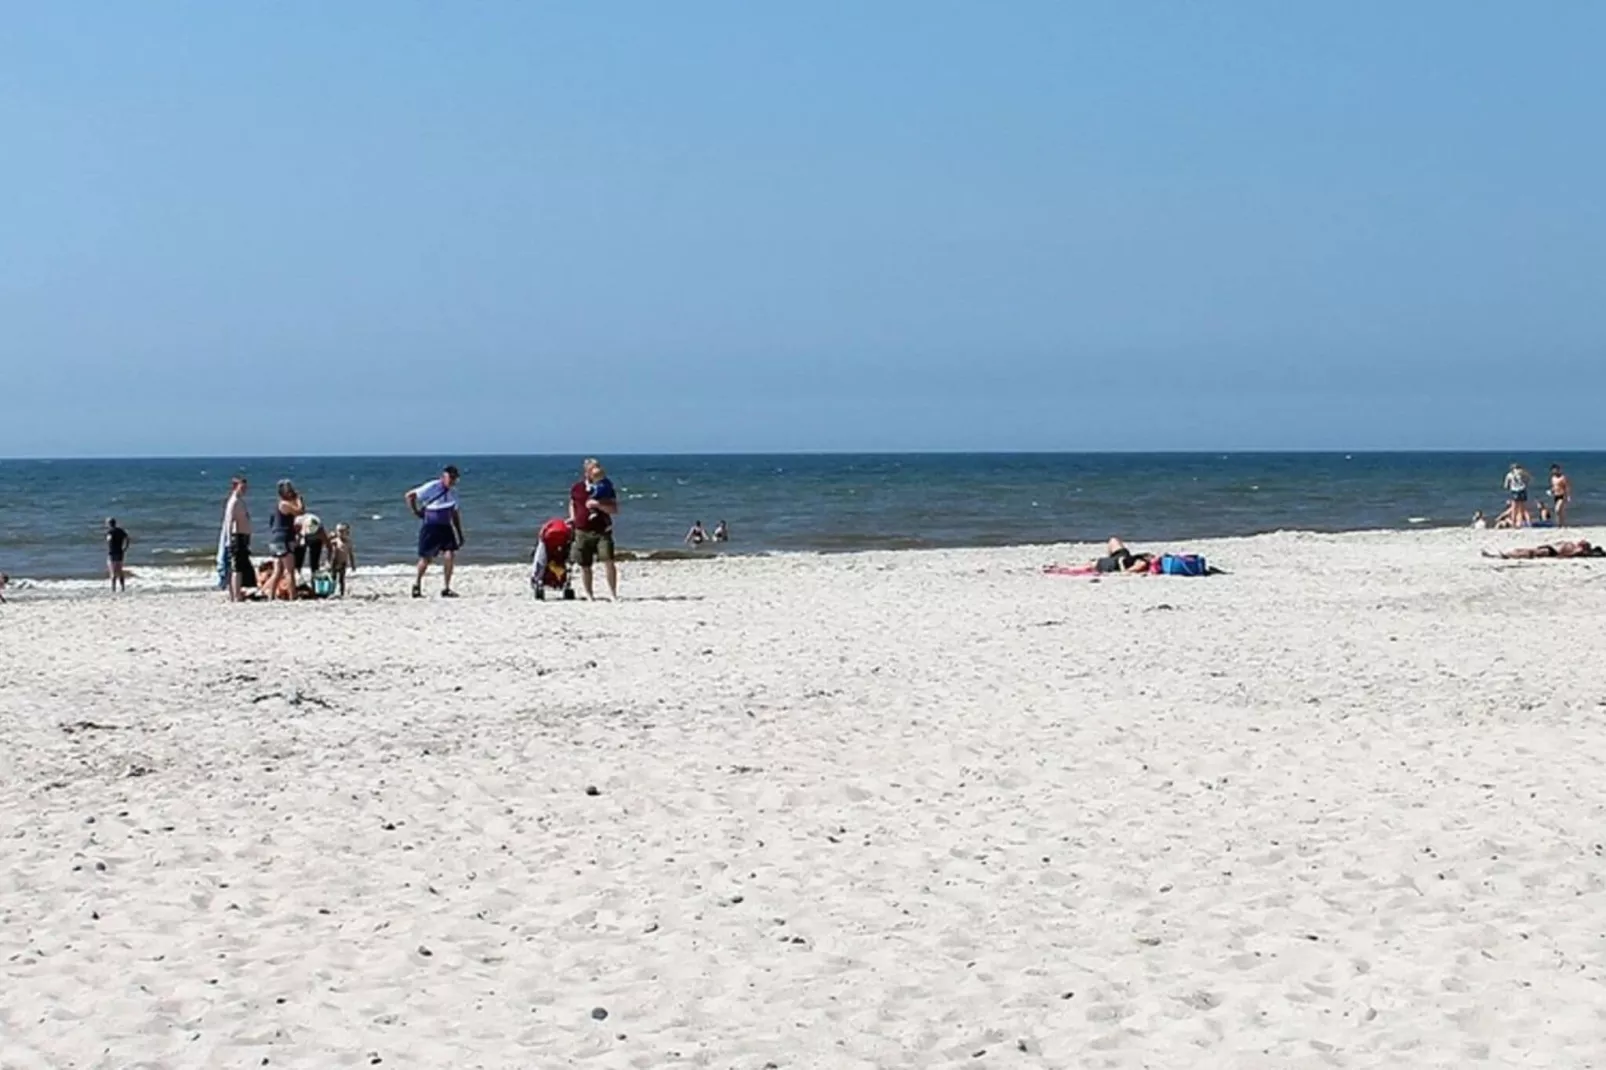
[0,453,1597,583]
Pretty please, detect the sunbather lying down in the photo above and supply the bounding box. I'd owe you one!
[1483,540,1604,560]
[1092,538,1155,573]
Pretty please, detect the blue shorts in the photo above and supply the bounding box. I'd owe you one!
[1510,489,1528,503]
[418,522,459,560]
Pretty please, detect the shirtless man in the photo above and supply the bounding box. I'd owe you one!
[1549,464,1572,527]
[105,518,131,592]
[225,477,255,603]
[1483,539,1603,560]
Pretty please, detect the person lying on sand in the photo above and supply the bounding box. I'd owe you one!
[1093,538,1156,574]
[1482,540,1604,560]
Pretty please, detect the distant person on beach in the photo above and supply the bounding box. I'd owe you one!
[713,519,729,543]
[569,458,619,600]
[1504,463,1532,527]
[264,480,305,602]
[1471,511,1488,530]
[1483,540,1603,560]
[0,572,8,602]
[406,465,464,598]
[685,520,709,546]
[105,518,131,592]
[1535,503,1555,527]
[326,523,356,597]
[1550,464,1572,527]
[223,476,256,603]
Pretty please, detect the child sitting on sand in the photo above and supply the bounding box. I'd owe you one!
[326,523,357,597]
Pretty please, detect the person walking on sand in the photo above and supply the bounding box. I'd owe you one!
[264,480,305,602]
[1503,463,1533,528]
[105,518,131,592]
[1550,464,1572,527]
[406,464,464,598]
[569,457,619,600]
[222,476,256,603]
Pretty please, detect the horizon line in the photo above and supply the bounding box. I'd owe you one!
[2,448,1599,463]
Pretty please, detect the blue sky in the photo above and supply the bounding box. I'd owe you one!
[2,2,1602,456]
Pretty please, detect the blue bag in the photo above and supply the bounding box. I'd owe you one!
[1158,553,1208,576]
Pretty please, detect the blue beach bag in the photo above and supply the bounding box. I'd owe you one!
[1158,553,1208,577]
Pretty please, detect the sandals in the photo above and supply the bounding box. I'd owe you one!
[411,584,423,599]
[440,588,459,598]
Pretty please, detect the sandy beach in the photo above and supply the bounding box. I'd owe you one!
[4,528,1606,1069]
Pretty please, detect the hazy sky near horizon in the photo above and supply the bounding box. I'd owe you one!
[3,3,1603,457]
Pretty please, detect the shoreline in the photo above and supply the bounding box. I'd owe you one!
[8,524,1602,598]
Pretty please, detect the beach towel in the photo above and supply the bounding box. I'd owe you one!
[216,494,236,590]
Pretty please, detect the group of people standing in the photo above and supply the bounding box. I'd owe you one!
[215,457,622,603]
[1474,463,1573,530]
[409,457,621,601]
[219,477,357,602]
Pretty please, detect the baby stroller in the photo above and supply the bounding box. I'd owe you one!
[530,518,577,601]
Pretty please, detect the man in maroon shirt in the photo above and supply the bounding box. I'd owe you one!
[568,457,620,600]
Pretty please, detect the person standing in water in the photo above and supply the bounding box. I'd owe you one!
[712,519,729,543]
[1550,464,1572,527]
[105,518,131,592]
[569,458,619,600]
[406,465,464,598]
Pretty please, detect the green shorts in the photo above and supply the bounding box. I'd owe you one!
[572,529,614,567]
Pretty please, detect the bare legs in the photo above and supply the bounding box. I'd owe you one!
[413,551,454,596]
[266,553,296,601]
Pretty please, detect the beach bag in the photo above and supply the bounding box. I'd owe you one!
[1158,553,1208,577]
[313,571,336,598]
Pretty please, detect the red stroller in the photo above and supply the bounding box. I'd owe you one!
[530,518,577,600]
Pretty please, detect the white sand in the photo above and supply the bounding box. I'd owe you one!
[4,529,1606,1068]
